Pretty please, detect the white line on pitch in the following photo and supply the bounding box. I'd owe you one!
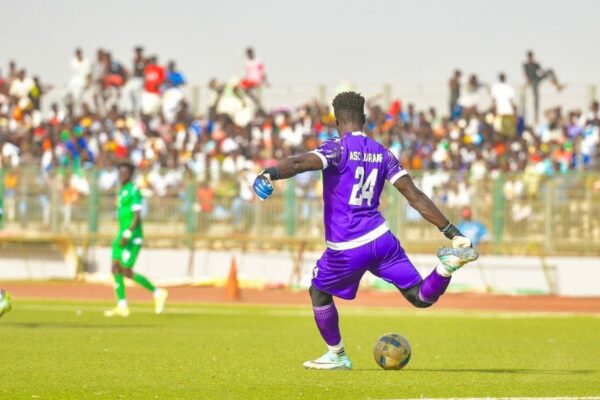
[370,397,600,400]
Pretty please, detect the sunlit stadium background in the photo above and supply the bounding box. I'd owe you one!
[2,1,600,399]
[1,77,599,296]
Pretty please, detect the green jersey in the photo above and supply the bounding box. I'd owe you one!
[117,182,143,238]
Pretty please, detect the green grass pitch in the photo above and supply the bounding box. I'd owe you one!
[0,300,598,399]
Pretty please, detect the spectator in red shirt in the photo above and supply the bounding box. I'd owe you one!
[141,55,165,117]
[144,56,165,93]
[239,47,268,109]
[239,47,267,90]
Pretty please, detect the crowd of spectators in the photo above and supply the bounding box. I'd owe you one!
[0,46,598,231]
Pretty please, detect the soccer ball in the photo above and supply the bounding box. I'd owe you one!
[0,289,12,318]
[373,333,411,370]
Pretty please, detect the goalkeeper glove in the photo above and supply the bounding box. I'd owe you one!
[440,222,472,248]
[253,168,279,200]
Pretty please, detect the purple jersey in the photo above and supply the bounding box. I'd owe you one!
[311,131,407,249]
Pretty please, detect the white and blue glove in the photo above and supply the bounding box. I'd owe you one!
[253,168,279,200]
[440,222,472,248]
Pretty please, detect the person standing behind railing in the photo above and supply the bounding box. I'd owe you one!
[239,47,268,109]
[87,49,107,114]
[141,55,165,117]
[457,74,485,118]
[9,69,34,111]
[165,60,185,88]
[579,101,600,170]
[448,69,462,118]
[231,162,256,233]
[491,73,517,139]
[61,176,79,230]
[29,76,51,112]
[121,46,146,116]
[196,180,215,231]
[457,207,488,247]
[102,52,127,111]
[523,50,565,124]
[5,60,18,88]
[66,48,89,113]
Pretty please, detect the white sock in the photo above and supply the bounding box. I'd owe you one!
[328,340,345,356]
[436,263,452,278]
[117,299,128,309]
[153,289,162,298]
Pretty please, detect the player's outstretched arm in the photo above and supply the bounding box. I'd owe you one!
[393,175,471,247]
[252,153,323,200]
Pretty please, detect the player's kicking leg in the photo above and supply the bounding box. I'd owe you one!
[396,246,478,308]
[371,232,478,309]
[436,246,479,275]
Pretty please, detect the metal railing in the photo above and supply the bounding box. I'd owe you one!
[1,167,599,256]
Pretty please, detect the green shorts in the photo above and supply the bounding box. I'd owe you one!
[112,236,143,268]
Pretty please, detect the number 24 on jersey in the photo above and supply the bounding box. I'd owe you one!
[349,167,378,206]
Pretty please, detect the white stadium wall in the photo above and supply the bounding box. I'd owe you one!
[1,248,599,297]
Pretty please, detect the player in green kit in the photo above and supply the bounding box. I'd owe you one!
[0,200,10,320]
[104,162,168,317]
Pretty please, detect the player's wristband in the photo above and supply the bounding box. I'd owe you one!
[440,222,461,240]
[123,229,132,239]
[262,167,280,181]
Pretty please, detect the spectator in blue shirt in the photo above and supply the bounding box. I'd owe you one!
[166,60,185,88]
[457,207,489,246]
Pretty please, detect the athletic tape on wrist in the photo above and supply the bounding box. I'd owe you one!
[440,222,461,240]
[264,167,280,180]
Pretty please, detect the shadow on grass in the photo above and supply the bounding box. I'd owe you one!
[2,322,158,329]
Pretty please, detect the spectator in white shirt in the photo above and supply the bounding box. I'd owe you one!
[492,73,515,116]
[162,82,184,124]
[1,140,20,168]
[9,69,34,110]
[491,73,517,138]
[88,49,107,114]
[458,74,485,117]
[66,48,90,112]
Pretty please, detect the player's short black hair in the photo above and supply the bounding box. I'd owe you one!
[118,162,135,176]
[332,91,366,125]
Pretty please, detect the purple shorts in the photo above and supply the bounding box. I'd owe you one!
[312,231,422,300]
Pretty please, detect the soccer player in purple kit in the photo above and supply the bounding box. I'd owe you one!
[253,92,478,370]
